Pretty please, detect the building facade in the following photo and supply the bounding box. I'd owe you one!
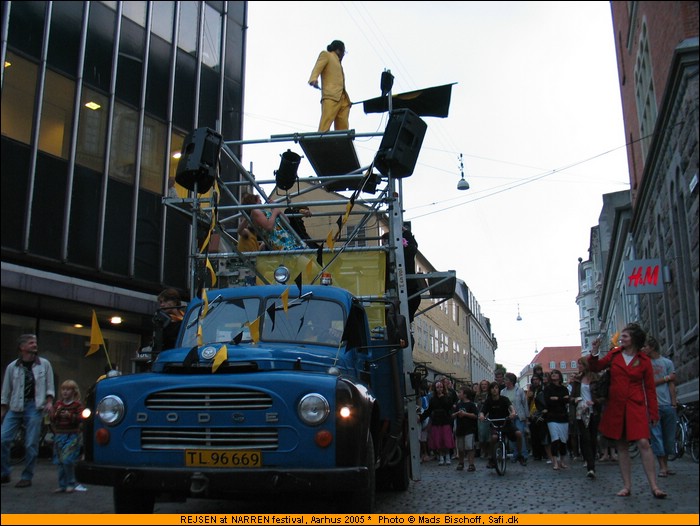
[1,1,247,394]
[581,2,698,403]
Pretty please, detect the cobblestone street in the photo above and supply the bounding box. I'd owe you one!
[1,453,698,516]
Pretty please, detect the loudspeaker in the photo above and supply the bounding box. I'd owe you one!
[175,127,223,193]
[373,109,427,178]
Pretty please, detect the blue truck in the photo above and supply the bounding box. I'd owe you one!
[74,119,439,511]
[77,277,413,513]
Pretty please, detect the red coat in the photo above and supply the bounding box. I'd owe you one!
[588,349,658,441]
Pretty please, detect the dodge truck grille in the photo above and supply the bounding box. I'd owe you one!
[145,388,273,410]
[141,427,278,450]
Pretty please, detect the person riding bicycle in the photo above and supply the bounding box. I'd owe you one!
[478,381,526,468]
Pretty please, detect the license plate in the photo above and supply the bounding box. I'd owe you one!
[185,449,262,468]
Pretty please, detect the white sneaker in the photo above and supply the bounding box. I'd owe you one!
[438,457,445,466]
[73,484,88,492]
[445,458,452,465]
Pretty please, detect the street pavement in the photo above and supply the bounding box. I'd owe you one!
[1,453,698,515]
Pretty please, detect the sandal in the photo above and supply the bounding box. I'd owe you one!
[658,471,668,477]
[616,488,631,497]
[651,489,667,499]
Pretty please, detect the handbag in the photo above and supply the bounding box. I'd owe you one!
[594,370,611,401]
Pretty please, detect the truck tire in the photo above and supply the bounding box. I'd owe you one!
[389,447,410,491]
[352,433,376,513]
[114,486,155,513]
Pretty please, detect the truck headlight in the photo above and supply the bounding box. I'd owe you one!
[298,393,330,426]
[274,265,290,284]
[96,395,125,426]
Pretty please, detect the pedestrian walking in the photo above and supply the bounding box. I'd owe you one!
[1,334,55,488]
[50,379,84,493]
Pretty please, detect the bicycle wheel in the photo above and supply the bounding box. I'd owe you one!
[689,429,699,463]
[669,421,685,461]
[494,440,507,475]
[10,427,26,465]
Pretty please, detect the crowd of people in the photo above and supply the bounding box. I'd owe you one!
[0,317,682,502]
[416,322,678,498]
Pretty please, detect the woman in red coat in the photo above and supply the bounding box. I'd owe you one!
[588,323,666,498]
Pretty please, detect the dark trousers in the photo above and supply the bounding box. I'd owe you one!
[529,417,549,459]
[577,413,599,472]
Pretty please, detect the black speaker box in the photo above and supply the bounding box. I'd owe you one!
[373,109,427,178]
[175,127,223,193]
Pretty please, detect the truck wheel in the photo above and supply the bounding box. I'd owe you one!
[352,433,376,513]
[389,447,410,491]
[114,486,155,513]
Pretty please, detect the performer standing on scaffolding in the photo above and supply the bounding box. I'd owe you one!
[308,40,351,132]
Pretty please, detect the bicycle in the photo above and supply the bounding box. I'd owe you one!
[486,417,509,475]
[669,403,699,463]
[9,414,54,465]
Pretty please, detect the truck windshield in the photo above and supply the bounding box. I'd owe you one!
[262,297,346,346]
[180,297,261,347]
[179,296,346,347]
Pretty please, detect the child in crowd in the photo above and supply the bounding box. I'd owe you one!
[50,380,84,493]
[453,387,479,472]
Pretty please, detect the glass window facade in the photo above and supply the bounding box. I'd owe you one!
[1,1,247,396]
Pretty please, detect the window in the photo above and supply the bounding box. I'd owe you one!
[634,22,657,159]
[77,89,108,172]
[549,361,555,369]
[202,4,222,69]
[571,360,578,369]
[109,103,138,184]
[178,1,200,56]
[1,52,37,145]
[560,361,566,370]
[38,70,75,159]
[140,116,167,194]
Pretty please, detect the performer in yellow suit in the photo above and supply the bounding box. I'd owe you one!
[308,40,351,132]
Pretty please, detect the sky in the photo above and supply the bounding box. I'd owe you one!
[238,1,631,376]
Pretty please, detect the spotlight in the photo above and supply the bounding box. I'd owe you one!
[275,150,301,191]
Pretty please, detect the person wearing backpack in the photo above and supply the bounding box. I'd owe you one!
[588,323,666,499]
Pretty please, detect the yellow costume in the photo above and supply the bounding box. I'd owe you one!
[308,42,351,132]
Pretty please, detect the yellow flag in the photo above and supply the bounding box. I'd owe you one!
[201,288,209,318]
[206,258,217,287]
[326,229,335,250]
[212,345,227,373]
[86,310,105,357]
[197,324,203,347]
[281,287,289,313]
[610,331,620,348]
[247,317,261,343]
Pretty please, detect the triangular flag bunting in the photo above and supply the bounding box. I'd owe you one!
[86,310,105,357]
[281,287,290,313]
[206,258,217,287]
[201,288,209,318]
[183,346,199,368]
[247,317,261,343]
[266,304,276,330]
[212,345,227,373]
[294,273,303,296]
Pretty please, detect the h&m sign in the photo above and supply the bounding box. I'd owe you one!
[623,259,664,294]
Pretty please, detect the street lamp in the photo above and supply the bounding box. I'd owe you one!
[457,153,469,190]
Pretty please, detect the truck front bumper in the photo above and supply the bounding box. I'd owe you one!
[76,461,369,496]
